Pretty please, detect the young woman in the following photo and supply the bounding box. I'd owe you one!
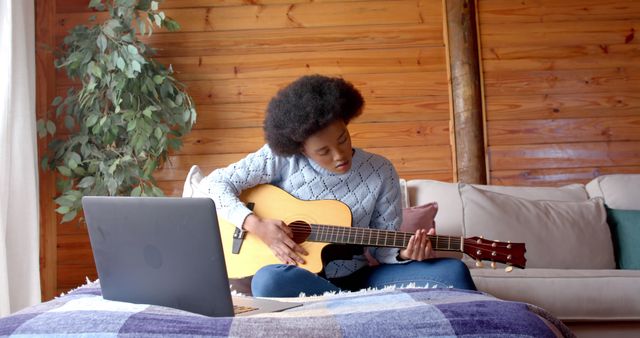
[206,75,476,297]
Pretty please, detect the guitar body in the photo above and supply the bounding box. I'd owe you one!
[218,184,353,278]
[218,185,528,278]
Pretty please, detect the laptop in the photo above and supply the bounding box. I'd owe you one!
[82,196,302,317]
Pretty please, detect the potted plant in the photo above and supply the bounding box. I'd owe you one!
[38,0,196,223]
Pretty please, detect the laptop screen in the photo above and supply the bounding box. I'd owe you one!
[82,196,235,317]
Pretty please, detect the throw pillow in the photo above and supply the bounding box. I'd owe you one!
[606,207,640,269]
[460,184,615,269]
[401,202,438,234]
[399,178,410,208]
[365,202,439,265]
[401,202,438,259]
[182,165,211,198]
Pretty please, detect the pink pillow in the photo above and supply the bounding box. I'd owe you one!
[400,202,438,234]
[365,202,439,265]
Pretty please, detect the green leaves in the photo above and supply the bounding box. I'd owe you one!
[52,96,63,106]
[102,19,121,38]
[37,0,196,224]
[89,0,103,10]
[36,119,56,138]
[116,56,126,70]
[46,120,56,135]
[152,75,164,84]
[131,60,141,72]
[57,166,73,177]
[77,176,96,188]
[86,114,99,127]
[97,34,107,53]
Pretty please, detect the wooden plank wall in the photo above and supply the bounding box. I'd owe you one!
[40,0,452,297]
[478,0,640,186]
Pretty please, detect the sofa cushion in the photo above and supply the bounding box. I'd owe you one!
[606,207,640,269]
[586,174,640,210]
[471,268,640,321]
[406,179,588,237]
[398,178,409,208]
[401,202,438,259]
[461,184,615,269]
[182,165,210,198]
[401,202,437,234]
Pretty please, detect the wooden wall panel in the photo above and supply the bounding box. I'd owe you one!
[488,116,640,145]
[180,121,450,155]
[191,96,451,129]
[39,0,451,297]
[57,0,382,13]
[489,142,640,170]
[491,166,640,187]
[485,93,640,121]
[56,1,442,35]
[157,47,447,80]
[478,0,640,186]
[480,0,640,23]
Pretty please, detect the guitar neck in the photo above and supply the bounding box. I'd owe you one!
[303,224,462,252]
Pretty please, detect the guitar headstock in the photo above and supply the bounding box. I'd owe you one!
[463,236,526,270]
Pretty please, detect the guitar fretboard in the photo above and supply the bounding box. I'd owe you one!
[304,224,462,252]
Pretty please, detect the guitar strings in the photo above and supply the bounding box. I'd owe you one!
[286,223,462,249]
[287,224,514,248]
[286,225,520,265]
[285,224,519,265]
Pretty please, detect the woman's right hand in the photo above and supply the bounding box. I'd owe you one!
[242,214,308,265]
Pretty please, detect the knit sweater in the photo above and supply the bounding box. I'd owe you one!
[205,144,404,278]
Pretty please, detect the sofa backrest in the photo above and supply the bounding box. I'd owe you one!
[586,174,640,210]
[405,179,622,269]
[405,180,588,237]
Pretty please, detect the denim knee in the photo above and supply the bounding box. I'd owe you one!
[439,258,476,290]
[251,264,341,297]
[251,264,291,297]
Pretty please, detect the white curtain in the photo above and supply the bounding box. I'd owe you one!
[0,0,41,316]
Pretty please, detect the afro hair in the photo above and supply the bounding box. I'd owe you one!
[263,75,364,156]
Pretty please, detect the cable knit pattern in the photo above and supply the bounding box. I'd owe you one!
[205,144,404,278]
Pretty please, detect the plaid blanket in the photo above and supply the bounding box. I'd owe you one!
[0,281,574,337]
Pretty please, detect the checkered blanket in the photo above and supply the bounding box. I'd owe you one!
[0,281,574,337]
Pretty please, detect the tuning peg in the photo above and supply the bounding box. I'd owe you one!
[504,266,514,273]
[491,262,497,269]
[475,260,484,268]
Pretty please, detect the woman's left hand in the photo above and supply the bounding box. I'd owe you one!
[399,228,435,261]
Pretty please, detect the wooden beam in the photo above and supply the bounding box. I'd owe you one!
[445,0,487,184]
[35,0,57,301]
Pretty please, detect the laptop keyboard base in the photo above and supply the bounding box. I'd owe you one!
[233,305,257,314]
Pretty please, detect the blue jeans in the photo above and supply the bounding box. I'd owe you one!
[251,258,476,297]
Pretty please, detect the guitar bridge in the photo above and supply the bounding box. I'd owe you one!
[232,228,245,254]
[231,202,254,254]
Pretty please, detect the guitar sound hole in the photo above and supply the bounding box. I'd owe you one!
[289,220,311,244]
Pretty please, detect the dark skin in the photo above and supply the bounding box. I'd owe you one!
[243,120,434,265]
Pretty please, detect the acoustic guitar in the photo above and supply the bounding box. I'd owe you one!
[218,184,527,278]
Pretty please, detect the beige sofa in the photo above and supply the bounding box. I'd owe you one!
[403,174,640,338]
